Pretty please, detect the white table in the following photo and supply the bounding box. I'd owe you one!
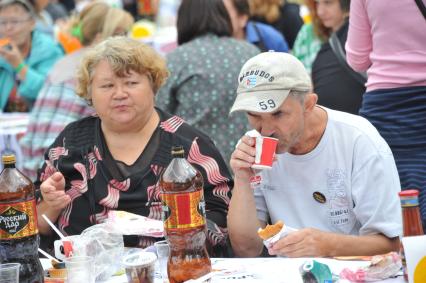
[41,257,404,283]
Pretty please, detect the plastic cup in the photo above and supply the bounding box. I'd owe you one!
[154,240,170,282]
[251,136,278,169]
[122,250,157,283]
[65,256,95,283]
[0,263,20,283]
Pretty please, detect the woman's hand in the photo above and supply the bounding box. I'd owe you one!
[0,41,24,69]
[40,172,71,212]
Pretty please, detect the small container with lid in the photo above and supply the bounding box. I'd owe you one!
[122,249,157,283]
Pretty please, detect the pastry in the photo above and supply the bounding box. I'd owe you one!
[257,220,284,240]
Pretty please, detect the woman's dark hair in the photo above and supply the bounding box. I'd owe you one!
[177,0,233,45]
[339,0,350,12]
[231,0,250,16]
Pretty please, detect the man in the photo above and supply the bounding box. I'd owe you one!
[223,0,289,52]
[227,51,402,257]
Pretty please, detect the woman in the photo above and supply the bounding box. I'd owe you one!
[28,0,55,36]
[20,1,134,181]
[0,0,63,112]
[156,0,259,165]
[346,0,426,229]
[249,0,304,49]
[311,0,365,114]
[223,0,289,52]
[36,37,233,256]
[292,0,322,74]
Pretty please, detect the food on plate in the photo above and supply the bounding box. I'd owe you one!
[257,220,284,240]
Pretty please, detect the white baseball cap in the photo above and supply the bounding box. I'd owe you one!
[230,51,312,113]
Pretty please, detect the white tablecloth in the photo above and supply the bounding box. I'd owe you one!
[41,257,404,283]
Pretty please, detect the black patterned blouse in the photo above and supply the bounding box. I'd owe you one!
[35,108,233,256]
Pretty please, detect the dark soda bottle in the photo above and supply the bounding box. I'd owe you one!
[398,189,424,282]
[159,146,211,283]
[0,154,43,283]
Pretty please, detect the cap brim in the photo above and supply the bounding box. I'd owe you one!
[230,89,291,114]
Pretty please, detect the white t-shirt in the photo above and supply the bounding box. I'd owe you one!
[253,107,402,238]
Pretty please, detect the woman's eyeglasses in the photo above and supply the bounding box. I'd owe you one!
[0,17,31,28]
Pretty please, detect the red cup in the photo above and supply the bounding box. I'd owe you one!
[251,136,278,169]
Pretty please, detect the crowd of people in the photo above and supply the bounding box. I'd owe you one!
[1,0,425,259]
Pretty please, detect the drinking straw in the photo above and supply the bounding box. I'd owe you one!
[41,214,66,239]
[38,248,61,263]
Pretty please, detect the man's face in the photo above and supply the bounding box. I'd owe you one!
[247,95,306,154]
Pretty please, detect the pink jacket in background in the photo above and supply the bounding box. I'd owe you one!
[346,0,426,92]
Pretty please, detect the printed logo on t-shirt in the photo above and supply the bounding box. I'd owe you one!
[250,175,262,190]
[326,169,352,227]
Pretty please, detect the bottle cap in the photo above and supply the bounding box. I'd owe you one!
[1,154,16,164]
[399,190,419,197]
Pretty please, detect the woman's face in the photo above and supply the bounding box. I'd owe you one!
[315,0,347,31]
[0,4,34,45]
[223,0,247,39]
[90,59,156,132]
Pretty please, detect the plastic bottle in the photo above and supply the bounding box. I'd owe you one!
[398,189,424,282]
[0,154,43,283]
[159,146,211,283]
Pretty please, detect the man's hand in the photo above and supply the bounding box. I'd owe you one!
[268,228,332,257]
[40,172,71,211]
[0,41,24,69]
[230,135,257,180]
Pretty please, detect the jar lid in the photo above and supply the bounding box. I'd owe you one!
[122,251,157,268]
[399,190,419,197]
[1,154,15,164]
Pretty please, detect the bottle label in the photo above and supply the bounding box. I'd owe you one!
[161,190,206,229]
[0,199,38,239]
[400,197,419,207]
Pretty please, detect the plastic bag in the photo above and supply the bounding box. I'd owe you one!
[54,224,124,281]
[339,252,402,282]
[79,224,124,281]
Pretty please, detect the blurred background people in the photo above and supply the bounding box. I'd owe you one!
[311,0,365,114]
[156,0,259,165]
[28,0,55,36]
[44,0,68,23]
[20,1,134,180]
[292,0,322,74]
[223,0,289,52]
[346,0,426,229]
[36,37,233,256]
[0,0,63,112]
[249,0,304,50]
